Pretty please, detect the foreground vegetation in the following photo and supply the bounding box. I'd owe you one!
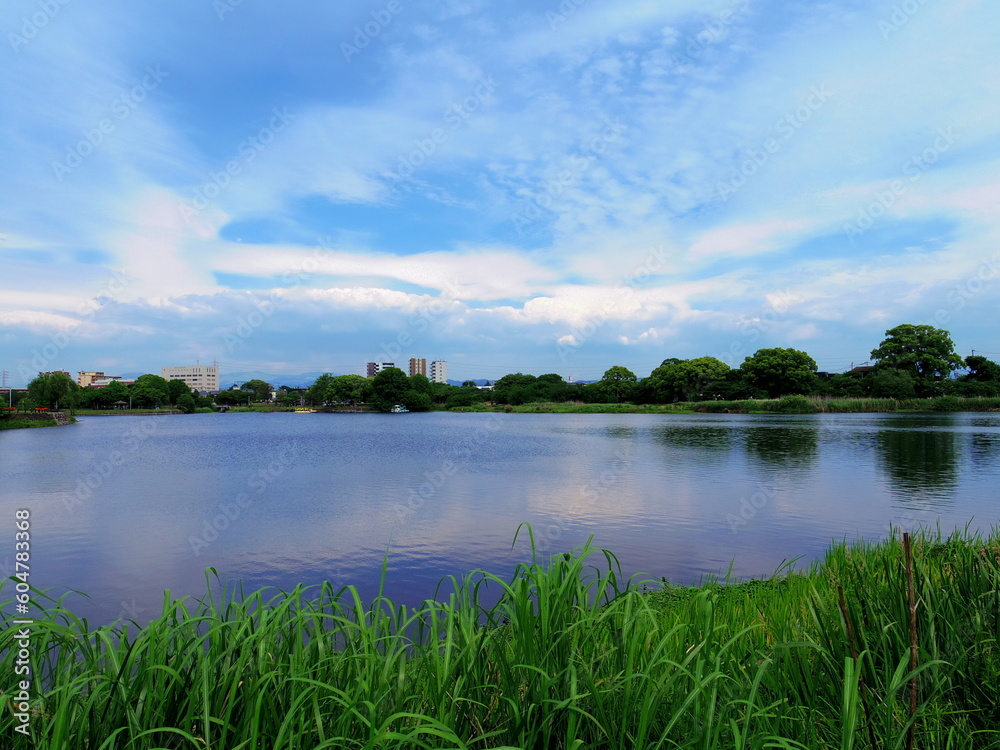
[3,527,999,748]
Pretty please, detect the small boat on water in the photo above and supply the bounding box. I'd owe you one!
[390,404,409,413]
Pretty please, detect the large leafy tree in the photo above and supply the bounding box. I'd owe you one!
[370,367,410,411]
[740,348,818,398]
[870,324,963,380]
[646,357,730,403]
[130,374,170,408]
[26,372,78,409]
[167,379,193,404]
[328,374,372,404]
[963,355,1000,382]
[600,365,637,403]
[104,380,130,405]
[305,374,336,405]
[243,379,273,402]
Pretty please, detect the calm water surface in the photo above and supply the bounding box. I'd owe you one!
[2,411,998,626]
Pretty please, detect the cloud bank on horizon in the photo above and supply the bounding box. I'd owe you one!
[2,0,999,386]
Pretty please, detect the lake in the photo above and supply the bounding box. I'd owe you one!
[2,411,998,626]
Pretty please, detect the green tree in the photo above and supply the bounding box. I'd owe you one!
[175,394,197,413]
[493,373,538,404]
[870,324,964,381]
[26,372,78,409]
[646,357,731,403]
[130,374,170,408]
[867,369,917,399]
[243,379,273,402]
[328,374,372,404]
[461,380,478,388]
[963,355,1000,382]
[446,388,486,408]
[214,390,248,406]
[305,374,336,405]
[104,380,131,406]
[600,366,637,403]
[740,348,818,398]
[409,373,432,394]
[401,389,433,411]
[371,367,410,412]
[167,379,192,404]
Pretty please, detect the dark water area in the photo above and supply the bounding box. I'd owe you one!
[1,411,998,627]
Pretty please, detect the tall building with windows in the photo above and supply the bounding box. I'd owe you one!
[78,371,105,387]
[161,364,220,393]
[366,362,395,378]
[429,360,448,384]
[408,358,427,377]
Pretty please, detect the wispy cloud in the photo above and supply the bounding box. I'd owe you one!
[2,0,998,384]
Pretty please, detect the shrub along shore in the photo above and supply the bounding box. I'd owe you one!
[2,527,998,748]
[451,394,1000,414]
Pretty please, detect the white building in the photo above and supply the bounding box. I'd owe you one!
[430,360,448,384]
[366,362,396,377]
[161,364,220,393]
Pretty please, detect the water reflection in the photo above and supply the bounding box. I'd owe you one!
[652,424,733,451]
[969,434,1000,473]
[3,412,999,629]
[872,416,958,505]
[741,422,819,470]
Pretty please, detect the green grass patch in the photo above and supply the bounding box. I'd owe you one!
[0,418,57,430]
[3,526,999,747]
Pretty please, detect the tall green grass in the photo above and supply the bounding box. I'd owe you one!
[2,527,999,748]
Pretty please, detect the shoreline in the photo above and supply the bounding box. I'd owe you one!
[2,528,997,746]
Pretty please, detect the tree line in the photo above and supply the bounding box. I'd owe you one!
[15,324,997,413]
[491,325,997,406]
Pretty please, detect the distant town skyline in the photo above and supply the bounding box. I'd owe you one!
[2,2,998,388]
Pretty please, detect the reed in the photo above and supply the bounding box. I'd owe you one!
[2,526,999,748]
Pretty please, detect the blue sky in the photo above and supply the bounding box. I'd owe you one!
[2,0,999,386]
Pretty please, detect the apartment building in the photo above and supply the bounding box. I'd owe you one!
[366,362,396,377]
[78,371,105,387]
[429,360,448,384]
[161,364,220,393]
[408,358,427,377]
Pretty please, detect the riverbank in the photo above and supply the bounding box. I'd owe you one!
[449,394,1000,414]
[2,528,997,747]
[0,412,74,430]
